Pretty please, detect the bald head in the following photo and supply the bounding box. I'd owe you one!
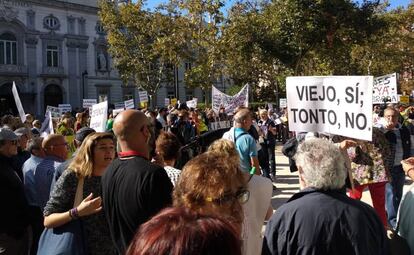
[113,110,150,141]
[42,134,68,160]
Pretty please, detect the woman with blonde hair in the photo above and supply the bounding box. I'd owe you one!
[208,139,273,255]
[173,151,248,233]
[42,132,116,254]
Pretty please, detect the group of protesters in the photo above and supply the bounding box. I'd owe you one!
[1,99,414,255]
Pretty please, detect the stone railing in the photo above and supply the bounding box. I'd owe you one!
[0,64,28,75]
[42,66,64,75]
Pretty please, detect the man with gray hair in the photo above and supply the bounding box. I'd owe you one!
[263,138,389,255]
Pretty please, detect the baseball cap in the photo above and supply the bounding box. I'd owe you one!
[0,128,18,141]
[75,127,95,143]
[14,127,31,137]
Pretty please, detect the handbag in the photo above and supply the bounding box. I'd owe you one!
[37,177,88,255]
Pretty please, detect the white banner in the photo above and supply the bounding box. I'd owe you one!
[209,120,232,131]
[114,102,125,109]
[40,111,54,137]
[212,84,249,114]
[164,98,170,106]
[45,106,61,118]
[83,99,97,109]
[186,98,198,109]
[58,104,72,114]
[287,76,373,141]
[279,98,287,108]
[139,91,148,103]
[112,108,124,116]
[89,101,108,132]
[124,99,135,109]
[12,82,26,123]
[373,73,397,104]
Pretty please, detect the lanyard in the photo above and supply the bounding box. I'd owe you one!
[118,150,148,160]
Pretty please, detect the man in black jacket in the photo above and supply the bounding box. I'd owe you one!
[263,138,389,255]
[0,128,31,255]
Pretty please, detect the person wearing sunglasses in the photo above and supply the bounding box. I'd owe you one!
[0,128,31,255]
[173,151,247,235]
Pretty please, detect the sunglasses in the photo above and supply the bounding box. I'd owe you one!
[205,189,250,205]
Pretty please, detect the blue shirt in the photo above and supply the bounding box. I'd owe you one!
[34,155,63,211]
[234,127,257,173]
[22,155,44,207]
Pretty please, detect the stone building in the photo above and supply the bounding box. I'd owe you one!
[0,0,230,117]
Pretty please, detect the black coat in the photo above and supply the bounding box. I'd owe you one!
[263,188,390,255]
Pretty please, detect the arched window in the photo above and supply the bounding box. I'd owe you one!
[0,33,17,65]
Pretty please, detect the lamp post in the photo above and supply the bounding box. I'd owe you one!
[81,70,88,107]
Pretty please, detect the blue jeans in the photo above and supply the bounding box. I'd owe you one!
[385,165,405,229]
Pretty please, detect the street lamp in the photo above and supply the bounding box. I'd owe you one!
[81,70,88,107]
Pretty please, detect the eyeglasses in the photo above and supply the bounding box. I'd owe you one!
[205,189,250,205]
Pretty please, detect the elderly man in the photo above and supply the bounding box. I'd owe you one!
[102,110,173,254]
[0,128,30,255]
[12,127,32,180]
[34,134,68,211]
[223,108,260,174]
[263,138,389,255]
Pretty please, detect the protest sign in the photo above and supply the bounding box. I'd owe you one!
[45,105,61,118]
[267,103,273,110]
[400,95,409,104]
[40,111,54,137]
[58,104,72,114]
[373,73,397,104]
[114,102,125,109]
[287,76,373,141]
[209,121,232,131]
[12,82,26,123]
[139,91,148,103]
[279,98,287,108]
[186,98,198,109]
[212,84,249,114]
[83,99,97,109]
[171,98,177,106]
[164,98,170,106]
[124,99,135,109]
[89,101,108,132]
[112,108,124,116]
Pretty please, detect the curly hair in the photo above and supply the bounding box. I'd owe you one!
[173,151,245,229]
[207,139,239,165]
[155,132,182,161]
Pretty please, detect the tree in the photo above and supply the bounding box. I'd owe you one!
[99,0,186,107]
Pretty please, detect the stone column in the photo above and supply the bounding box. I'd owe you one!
[66,39,78,108]
[25,35,39,115]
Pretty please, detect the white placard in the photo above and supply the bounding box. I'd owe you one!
[58,104,72,114]
[287,76,373,141]
[124,99,135,109]
[186,98,198,109]
[12,82,26,123]
[373,73,397,104]
[83,99,97,109]
[112,108,124,116]
[45,106,61,118]
[114,102,125,109]
[164,98,170,106]
[209,121,232,131]
[40,111,54,137]
[267,103,273,110]
[139,91,148,103]
[89,101,108,132]
[279,98,287,108]
[212,84,249,114]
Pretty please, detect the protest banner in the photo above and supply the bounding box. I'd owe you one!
[164,98,170,106]
[45,105,61,118]
[83,99,97,109]
[12,82,26,123]
[124,99,135,109]
[139,91,148,103]
[286,76,373,141]
[114,102,125,109]
[373,73,397,104]
[400,95,409,104]
[209,121,232,131]
[186,98,197,109]
[40,111,54,137]
[58,104,72,114]
[212,84,249,114]
[89,101,108,132]
[279,98,287,108]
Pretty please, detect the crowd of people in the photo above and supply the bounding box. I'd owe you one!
[0,102,413,255]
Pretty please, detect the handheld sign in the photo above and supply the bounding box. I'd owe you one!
[124,99,135,109]
[373,73,397,104]
[139,91,148,103]
[164,98,170,106]
[171,98,177,106]
[45,106,61,118]
[12,82,26,123]
[287,76,373,141]
[89,101,108,132]
[83,99,97,109]
[58,104,72,114]
[279,98,287,108]
[114,102,125,109]
[186,98,197,109]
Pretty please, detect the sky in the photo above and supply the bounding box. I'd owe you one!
[144,0,411,11]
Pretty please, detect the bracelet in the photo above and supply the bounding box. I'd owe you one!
[69,208,79,219]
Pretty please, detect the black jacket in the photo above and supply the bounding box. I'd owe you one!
[263,188,389,255]
[384,125,411,171]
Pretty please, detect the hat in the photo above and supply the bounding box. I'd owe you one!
[0,128,18,141]
[75,127,95,143]
[14,127,31,137]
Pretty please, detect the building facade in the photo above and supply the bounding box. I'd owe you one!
[0,0,230,117]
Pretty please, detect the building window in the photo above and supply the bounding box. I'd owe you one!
[44,15,60,30]
[95,21,105,35]
[185,89,193,101]
[0,33,17,65]
[46,46,58,67]
[167,89,175,99]
[185,62,192,71]
[123,93,133,101]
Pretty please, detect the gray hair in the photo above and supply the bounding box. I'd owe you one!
[294,138,346,190]
[27,137,43,154]
[233,109,251,124]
